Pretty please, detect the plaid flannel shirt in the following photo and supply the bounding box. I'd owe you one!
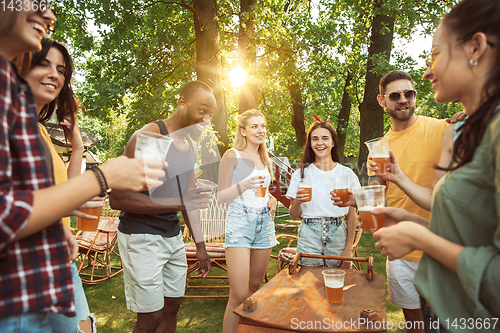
[0,55,74,318]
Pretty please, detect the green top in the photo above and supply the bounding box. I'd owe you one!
[414,105,500,333]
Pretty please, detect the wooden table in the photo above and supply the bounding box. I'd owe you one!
[235,266,386,332]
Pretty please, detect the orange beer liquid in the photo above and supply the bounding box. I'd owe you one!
[300,187,312,202]
[372,156,391,173]
[325,286,343,304]
[359,209,385,232]
[255,186,267,197]
[77,206,103,231]
[334,188,349,204]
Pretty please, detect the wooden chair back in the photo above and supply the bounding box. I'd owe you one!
[75,199,123,285]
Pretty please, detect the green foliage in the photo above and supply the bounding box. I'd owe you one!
[78,105,130,162]
[56,0,454,166]
[411,66,464,119]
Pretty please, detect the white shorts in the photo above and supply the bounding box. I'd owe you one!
[386,259,420,309]
[117,230,187,313]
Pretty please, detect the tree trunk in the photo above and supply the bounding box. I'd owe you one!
[356,0,395,185]
[278,44,306,148]
[193,0,226,182]
[238,0,258,113]
[336,71,353,162]
[288,82,307,147]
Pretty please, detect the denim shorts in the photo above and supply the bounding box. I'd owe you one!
[297,216,347,267]
[0,312,51,333]
[224,202,279,249]
[46,262,95,333]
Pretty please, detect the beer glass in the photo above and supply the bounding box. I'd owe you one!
[77,200,103,231]
[365,137,390,174]
[196,179,217,210]
[322,269,346,304]
[353,185,386,232]
[299,178,312,202]
[254,176,267,197]
[135,131,173,189]
[331,176,349,204]
[135,131,173,160]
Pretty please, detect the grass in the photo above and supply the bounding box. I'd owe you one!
[81,215,405,332]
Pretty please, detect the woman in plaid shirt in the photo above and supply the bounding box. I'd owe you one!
[0,3,165,332]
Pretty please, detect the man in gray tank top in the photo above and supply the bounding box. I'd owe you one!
[110,81,216,333]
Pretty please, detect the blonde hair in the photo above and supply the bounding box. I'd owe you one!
[233,109,275,181]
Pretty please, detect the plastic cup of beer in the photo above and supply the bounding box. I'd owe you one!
[254,177,267,197]
[365,137,390,174]
[331,177,349,204]
[353,185,386,232]
[196,179,217,210]
[322,269,346,304]
[135,131,172,189]
[299,178,312,202]
[255,186,267,197]
[77,201,103,231]
[135,131,173,160]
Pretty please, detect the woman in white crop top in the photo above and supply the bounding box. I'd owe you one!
[286,120,360,268]
[218,109,278,333]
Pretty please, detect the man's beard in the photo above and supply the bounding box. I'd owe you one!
[386,104,415,122]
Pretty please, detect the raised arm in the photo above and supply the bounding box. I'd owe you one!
[368,125,454,211]
[12,156,164,243]
[62,118,85,179]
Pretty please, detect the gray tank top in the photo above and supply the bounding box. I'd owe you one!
[118,120,195,237]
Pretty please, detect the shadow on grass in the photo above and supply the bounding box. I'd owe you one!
[84,217,405,332]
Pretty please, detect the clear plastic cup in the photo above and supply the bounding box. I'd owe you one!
[196,179,218,194]
[299,178,312,202]
[331,176,349,204]
[254,176,268,197]
[353,185,386,232]
[322,269,346,304]
[196,179,217,210]
[77,201,103,231]
[135,131,173,160]
[365,137,390,174]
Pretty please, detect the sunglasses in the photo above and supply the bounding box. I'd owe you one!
[383,90,416,103]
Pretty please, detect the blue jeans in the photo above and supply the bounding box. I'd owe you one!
[0,313,52,333]
[46,263,94,333]
[297,216,347,267]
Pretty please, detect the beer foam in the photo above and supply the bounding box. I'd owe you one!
[358,204,385,211]
[325,279,344,288]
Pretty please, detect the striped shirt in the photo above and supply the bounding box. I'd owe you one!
[0,55,74,318]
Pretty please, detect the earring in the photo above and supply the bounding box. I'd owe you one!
[469,59,478,66]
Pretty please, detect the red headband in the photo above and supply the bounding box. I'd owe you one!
[312,114,330,123]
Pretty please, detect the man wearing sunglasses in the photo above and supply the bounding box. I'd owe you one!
[371,70,448,333]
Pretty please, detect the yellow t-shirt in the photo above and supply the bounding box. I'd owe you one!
[39,124,71,228]
[381,116,447,261]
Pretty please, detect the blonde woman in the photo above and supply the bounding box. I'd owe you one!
[218,109,278,333]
